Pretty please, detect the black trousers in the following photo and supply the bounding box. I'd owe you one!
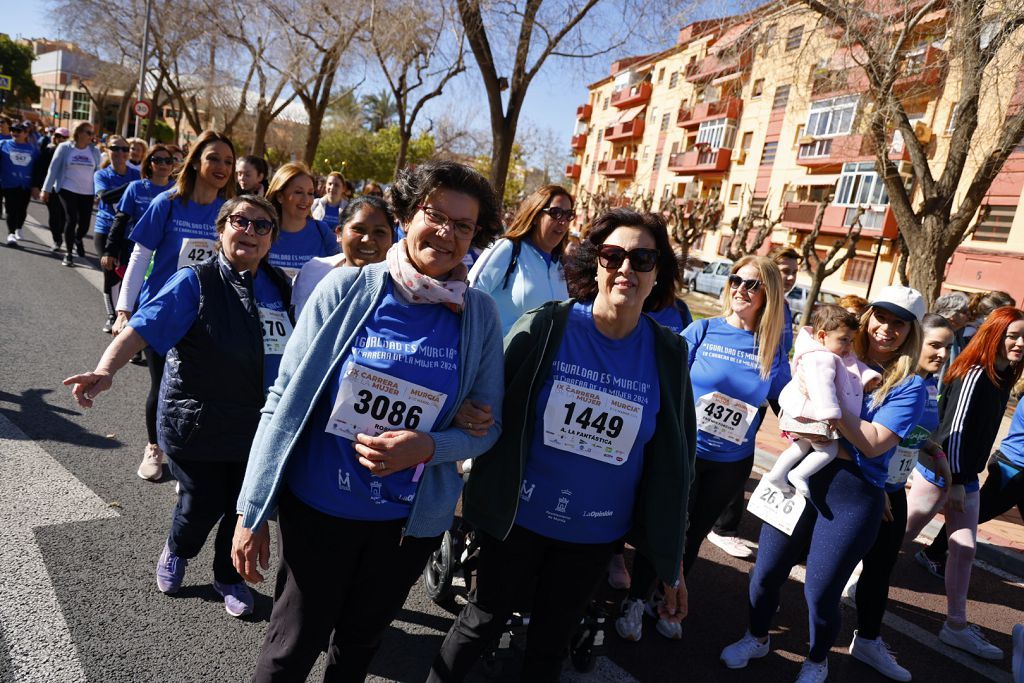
[430,525,616,683]
[46,192,66,246]
[855,487,908,640]
[93,231,121,308]
[926,453,1024,559]
[252,490,439,683]
[144,348,166,444]
[58,189,93,255]
[165,456,246,584]
[3,187,31,233]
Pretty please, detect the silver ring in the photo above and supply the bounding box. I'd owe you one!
[379,461,386,472]
[468,422,474,430]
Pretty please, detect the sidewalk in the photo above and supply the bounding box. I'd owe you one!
[754,410,1024,577]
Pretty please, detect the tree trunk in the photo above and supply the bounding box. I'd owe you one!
[904,213,956,308]
[800,268,826,327]
[251,110,270,156]
[490,120,516,201]
[393,127,412,181]
[303,105,327,168]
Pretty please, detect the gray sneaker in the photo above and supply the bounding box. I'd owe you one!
[849,631,910,681]
[213,580,254,617]
[720,632,769,669]
[796,658,828,683]
[939,622,1002,660]
[615,598,644,642]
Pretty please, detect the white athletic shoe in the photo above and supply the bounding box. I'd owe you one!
[643,596,683,640]
[14,228,24,240]
[615,598,644,642]
[1011,623,1023,683]
[137,443,164,481]
[5,234,16,246]
[939,623,1002,660]
[849,631,911,681]
[708,531,754,559]
[795,658,829,683]
[720,632,769,669]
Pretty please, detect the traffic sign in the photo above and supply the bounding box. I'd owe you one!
[0,74,11,91]
[132,99,151,118]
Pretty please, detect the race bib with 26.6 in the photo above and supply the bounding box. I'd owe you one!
[325,362,447,441]
[177,238,217,269]
[257,307,293,356]
[747,476,807,536]
[541,380,643,465]
[696,391,758,445]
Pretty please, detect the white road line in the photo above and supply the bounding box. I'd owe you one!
[0,413,120,683]
[24,210,104,293]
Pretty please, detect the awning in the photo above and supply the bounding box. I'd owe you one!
[613,104,647,124]
[711,72,743,87]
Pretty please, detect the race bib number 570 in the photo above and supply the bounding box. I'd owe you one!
[696,391,758,445]
[325,363,447,441]
[541,380,643,465]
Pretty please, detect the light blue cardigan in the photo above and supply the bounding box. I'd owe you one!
[41,141,102,194]
[237,261,505,537]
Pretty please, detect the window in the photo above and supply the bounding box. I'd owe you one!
[642,145,650,161]
[694,232,705,250]
[72,92,90,120]
[751,79,765,98]
[663,185,672,200]
[603,97,609,110]
[652,153,663,169]
[835,161,889,206]
[760,141,778,166]
[597,129,603,143]
[772,84,791,110]
[660,112,671,132]
[805,96,858,137]
[844,257,874,284]
[979,19,1000,50]
[793,124,805,147]
[658,68,665,83]
[764,24,777,43]
[973,204,1015,243]
[669,71,680,89]
[591,161,597,174]
[729,184,743,204]
[740,131,753,154]
[670,141,680,155]
[696,117,737,150]
[650,107,658,122]
[946,102,960,133]
[786,26,804,51]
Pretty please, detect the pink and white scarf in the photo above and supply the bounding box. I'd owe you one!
[386,239,468,312]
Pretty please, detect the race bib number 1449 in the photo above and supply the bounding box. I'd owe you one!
[541,380,643,465]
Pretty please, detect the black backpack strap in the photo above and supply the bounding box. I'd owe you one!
[501,239,523,290]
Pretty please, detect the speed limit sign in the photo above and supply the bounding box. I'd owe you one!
[132,100,152,118]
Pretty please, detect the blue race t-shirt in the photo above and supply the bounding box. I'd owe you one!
[129,191,226,308]
[887,375,939,493]
[0,140,38,189]
[321,203,341,230]
[268,218,340,280]
[94,165,141,234]
[683,317,790,462]
[287,282,461,521]
[127,263,288,392]
[515,302,660,543]
[839,374,926,489]
[116,179,174,223]
[997,400,1024,468]
[648,301,694,334]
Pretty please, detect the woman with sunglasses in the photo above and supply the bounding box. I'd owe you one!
[65,195,292,618]
[93,136,142,331]
[430,209,695,682]
[265,162,340,282]
[232,160,504,681]
[721,286,927,683]
[1,122,41,247]
[469,184,574,335]
[31,127,68,251]
[112,130,235,482]
[41,121,102,266]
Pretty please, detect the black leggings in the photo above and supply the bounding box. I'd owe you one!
[93,232,121,312]
[46,192,66,246]
[58,189,93,255]
[855,487,908,640]
[2,187,31,233]
[144,348,166,445]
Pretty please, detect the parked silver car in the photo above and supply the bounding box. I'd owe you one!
[786,283,841,318]
[693,259,734,296]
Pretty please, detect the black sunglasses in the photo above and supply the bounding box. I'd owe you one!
[227,214,275,236]
[109,145,130,153]
[542,207,575,223]
[728,275,763,292]
[150,156,174,165]
[596,245,659,272]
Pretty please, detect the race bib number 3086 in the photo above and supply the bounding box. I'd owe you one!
[696,391,758,445]
[325,362,447,441]
[541,380,643,465]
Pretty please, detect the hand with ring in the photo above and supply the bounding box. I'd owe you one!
[354,430,434,477]
[453,399,494,437]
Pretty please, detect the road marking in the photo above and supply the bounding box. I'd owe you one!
[0,413,120,683]
[25,209,104,294]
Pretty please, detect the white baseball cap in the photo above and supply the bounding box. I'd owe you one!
[870,285,926,322]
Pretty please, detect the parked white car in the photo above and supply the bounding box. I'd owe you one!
[693,259,734,296]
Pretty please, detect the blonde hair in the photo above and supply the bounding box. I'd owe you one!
[721,255,785,379]
[266,162,315,216]
[852,307,923,408]
[503,185,573,258]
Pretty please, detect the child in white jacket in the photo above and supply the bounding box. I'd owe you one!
[765,305,881,496]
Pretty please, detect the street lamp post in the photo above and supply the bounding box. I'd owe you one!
[134,0,153,140]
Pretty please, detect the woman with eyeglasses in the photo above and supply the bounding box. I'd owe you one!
[469,185,574,335]
[430,209,696,682]
[32,127,68,251]
[232,160,504,681]
[65,195,292,619]
[93,136,142,331]
[265,162,340,282]
[112,130,235,482]
[1,121,41,247]
[41,121,102,266]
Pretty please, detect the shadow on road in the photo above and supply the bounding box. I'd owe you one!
[0,388,123,449]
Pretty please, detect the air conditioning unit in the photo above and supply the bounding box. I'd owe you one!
[914,121,933,144]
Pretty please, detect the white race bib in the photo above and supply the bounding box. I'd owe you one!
[177,238,217,269]
[258,307,292,355]
[325,362,448,440]
[541,380,643,465]
[747,476,807,536]
[886,446,919,487]
[696,392,758,445]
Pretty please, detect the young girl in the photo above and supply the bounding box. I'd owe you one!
[765,305,880,497]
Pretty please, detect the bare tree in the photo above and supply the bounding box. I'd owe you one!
[724,193,780,261]
[663,196,723,272]
[799,204,864,325]
[77,58,136,133]
[802,0,1024,306]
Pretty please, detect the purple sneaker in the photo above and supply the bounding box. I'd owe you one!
[213,580,254,617]
[156,542,187,594]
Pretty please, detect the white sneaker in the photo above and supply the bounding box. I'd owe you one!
[607,552,631,590]
[849,631,911,681]
[14,228,24,240]
[939,622,1002,660]
[655,616,682,640]
[720,631,769,669]
[708,531,754,559]
[5,234,16,246]
[615,598,644,642]
[137,443,164,481]
[796,658,828,682]
[1011,623,1023,683]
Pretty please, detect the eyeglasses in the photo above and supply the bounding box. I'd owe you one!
[227,214,275,236]
[596,245,659,272]
[417,205,477,240]
[150,156,174,165]
[109,145,130,153]
[728,275,763,292]
[542,207,575,223]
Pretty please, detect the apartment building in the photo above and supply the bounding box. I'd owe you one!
[566,3,1024,303]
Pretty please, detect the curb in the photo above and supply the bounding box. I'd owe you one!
[752,448,1024,578]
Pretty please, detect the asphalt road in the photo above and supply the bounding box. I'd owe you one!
[1,201,1020,682]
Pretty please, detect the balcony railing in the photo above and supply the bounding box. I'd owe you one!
[666,147,732,173]
[783,203,897,238]
[597,158,638,177]
[576,104,592,120]
[781,202,821,226]
[610,82,652,109]
[677,97,743,128]
[796,134,910,168]
[570,134,587,150]
[604,118,646,141]
[685,49,752,83]
[894,45,947,96]
[565,163,581,179]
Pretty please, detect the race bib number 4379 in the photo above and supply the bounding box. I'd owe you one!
[696,391,758,445]
[325,363,447,441]
[541,380,643,465]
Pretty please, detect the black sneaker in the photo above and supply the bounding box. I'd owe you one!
[914,549,945,579]
[75,238,85,257]
[129,351,147,366]
[101,315,115,334]
[62,253,73,267]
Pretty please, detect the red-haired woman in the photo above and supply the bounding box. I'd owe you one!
[905,306,1024,660]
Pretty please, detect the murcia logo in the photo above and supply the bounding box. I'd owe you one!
[337,470,351,492]
[520,480,535,502]
[370,480,382,500]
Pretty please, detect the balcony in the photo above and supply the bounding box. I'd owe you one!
[667,147,732,174]
[810,69,868,98]
[610,82,652,109]
[685,49,752,84]
[576,104,592,120]
[796,134,910,169]
[677,97,743,128]
[781,202,822,227]
[603,118,646,141]
[570,134,587,150]
[565,163,581,180]
[782,202,897,238]
[598,158,638,177]
[893,45,947,97]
